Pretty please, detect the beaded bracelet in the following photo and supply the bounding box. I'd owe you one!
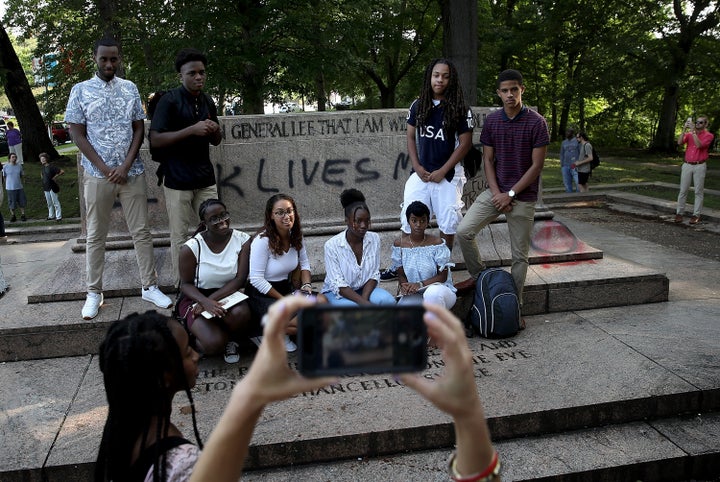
[447,450,500,482]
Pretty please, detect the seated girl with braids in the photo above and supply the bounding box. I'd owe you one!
[177,199,256,364]
[391,200,457,309]
[96,300,499,482]
[95,311,202,482]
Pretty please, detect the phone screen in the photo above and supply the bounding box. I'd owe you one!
[297,305,427,377]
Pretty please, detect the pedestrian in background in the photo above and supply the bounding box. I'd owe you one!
[675,115,714,225]
[560,128,579,192]
[39,152,63,221]
[6,121,23,165]
[2,153,27,222]
[572,131,593,192]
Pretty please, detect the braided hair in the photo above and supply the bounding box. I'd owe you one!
[414,58,469,136]
[259,194,304,257]
[340,188,370,222]
[95,311,202,482]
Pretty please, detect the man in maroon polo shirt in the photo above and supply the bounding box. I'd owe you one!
[675,115,714,225]
[455,69,549,328]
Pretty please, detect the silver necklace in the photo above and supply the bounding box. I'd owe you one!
[408,234,425,249]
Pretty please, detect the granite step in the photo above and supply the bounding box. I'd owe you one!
[1,299,717,481]
[238,413,720,481]
[0,250,669,362]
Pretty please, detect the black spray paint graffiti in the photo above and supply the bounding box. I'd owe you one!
[214,155,409,197]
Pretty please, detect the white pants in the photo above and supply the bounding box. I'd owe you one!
[397,283,457,309]
[44,190,62,219]
[9,143,23,165]
[400,167,466,235]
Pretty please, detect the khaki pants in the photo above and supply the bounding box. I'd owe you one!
[84,173,157,293]
[457,189,535,306]
[163,184,218,284]
[676,162,706,217]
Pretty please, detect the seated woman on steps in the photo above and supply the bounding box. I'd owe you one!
[391,200,457,309]
[177,199,255,364]
[321,188,396,306]
[247,193,326,352]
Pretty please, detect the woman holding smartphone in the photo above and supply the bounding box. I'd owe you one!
[189,296,499,482]
[391,200,457,309]
[321,189,396,306]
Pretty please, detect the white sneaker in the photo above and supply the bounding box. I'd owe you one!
[82,292,104,320]
[224,341,240,364]
[142,285,173,309]
[284,335,297,353]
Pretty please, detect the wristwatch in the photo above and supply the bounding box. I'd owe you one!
[508,189,516,198]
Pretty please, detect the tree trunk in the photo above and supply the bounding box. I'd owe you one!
[651,83,681,152]
[0,25,59,161]
[315,72,327,112]
[441,0,478,105]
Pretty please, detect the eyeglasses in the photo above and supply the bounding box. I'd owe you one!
[695,120,706,125]
[273,208,295,218]
[208,212,230,225]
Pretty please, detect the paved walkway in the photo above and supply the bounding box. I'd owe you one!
[1,184,719,480]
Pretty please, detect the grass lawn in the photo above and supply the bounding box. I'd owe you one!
[2,144,81,224]
[542,147,720,210]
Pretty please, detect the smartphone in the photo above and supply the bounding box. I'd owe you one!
[297,305,427,377]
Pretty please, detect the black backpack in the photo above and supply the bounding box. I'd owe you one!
[468,268,521,338]
[590,147,601,169]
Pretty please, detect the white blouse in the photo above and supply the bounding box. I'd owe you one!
[322,229,381,296]
[248,233,311,294]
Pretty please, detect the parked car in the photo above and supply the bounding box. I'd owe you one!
[50,122,71,145]
[279,102,299,113]
[0,130,8,157]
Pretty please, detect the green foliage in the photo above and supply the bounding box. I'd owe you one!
[1,0,717,143]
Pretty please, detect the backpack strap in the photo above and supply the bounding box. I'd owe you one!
[129,436,193,481]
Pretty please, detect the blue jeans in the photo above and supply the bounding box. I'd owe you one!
[324,287,396,306]
[561,166,578,192]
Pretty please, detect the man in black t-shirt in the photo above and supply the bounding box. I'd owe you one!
[150,48,222,283]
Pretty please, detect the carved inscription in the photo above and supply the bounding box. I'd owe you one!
[226,114,409,140]
[191,339,531,398]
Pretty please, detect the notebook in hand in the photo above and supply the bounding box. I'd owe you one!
[200,291,249,319]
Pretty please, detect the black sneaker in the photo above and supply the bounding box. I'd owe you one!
[20,214,27,222]
[10,215,16,222]
[380,268,398,280]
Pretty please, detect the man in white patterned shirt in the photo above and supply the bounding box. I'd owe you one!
[66,37,172,320]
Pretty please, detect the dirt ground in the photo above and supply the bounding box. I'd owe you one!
[554,205,720,262]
